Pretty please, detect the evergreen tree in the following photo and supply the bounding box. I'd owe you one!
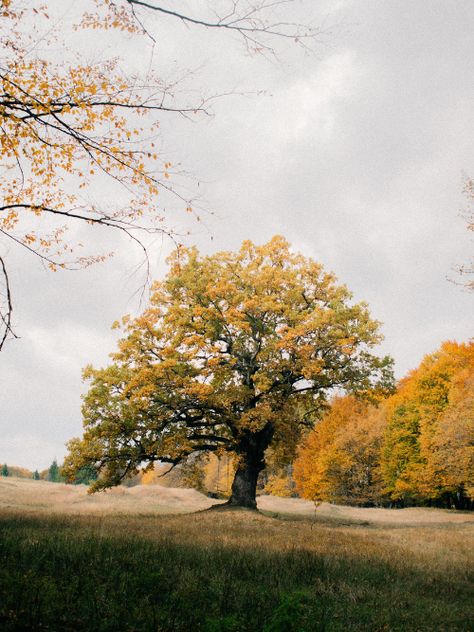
[33,470,40,480]
[72,465,98,486]
[1,463,9,477]
[47,459,61,483]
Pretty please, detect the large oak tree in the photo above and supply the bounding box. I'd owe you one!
[64,236,393,508]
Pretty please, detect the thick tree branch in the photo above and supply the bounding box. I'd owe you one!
[0,255,17,350]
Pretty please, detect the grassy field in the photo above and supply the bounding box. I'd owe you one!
[1,479,473,631]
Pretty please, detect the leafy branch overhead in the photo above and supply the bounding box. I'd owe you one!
[0,0,327,349]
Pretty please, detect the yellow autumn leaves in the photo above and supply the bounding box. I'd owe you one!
[295,340,474,507]
[64,237,392,493]
[0,1,175,273]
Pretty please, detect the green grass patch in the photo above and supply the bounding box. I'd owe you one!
[0,512,472,631]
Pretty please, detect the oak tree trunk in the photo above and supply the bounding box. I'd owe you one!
[228,456,261,509]
[226,423,274,509]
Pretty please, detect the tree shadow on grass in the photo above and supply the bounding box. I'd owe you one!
[0,512,472,631]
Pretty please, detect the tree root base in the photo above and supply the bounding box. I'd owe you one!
[205,499,259,512]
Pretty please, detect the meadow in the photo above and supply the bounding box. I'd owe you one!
[1,478,473,631]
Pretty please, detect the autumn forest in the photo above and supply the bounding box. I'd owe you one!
[1,1,473,630]
[294,341,474,509]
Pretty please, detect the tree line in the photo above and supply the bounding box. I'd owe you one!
[4,338,472,510]
[294,340,474,509]
[140,338,474,510]
[146,339,473,510]
[5,236,470,510]
[62,237,472,510]
[1,459,97,485]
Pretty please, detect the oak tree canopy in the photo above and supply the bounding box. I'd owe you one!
[64,236,393,508]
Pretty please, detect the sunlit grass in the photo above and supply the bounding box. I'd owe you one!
[1,506,473,631]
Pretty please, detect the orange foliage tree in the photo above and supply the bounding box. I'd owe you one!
[295,340,474,509]
[381,341,474,507]
[203,454,235,498]
[430,368,474,505]
[294,396,387,506]
[0,0,324,349]
[64,237,393,508]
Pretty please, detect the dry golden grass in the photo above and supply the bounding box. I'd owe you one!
[2,476,473,525]
[1,477,473,630]
[0,476,213,514]
[2,476,473,577]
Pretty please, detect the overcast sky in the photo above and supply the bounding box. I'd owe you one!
[1,0,473,470]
